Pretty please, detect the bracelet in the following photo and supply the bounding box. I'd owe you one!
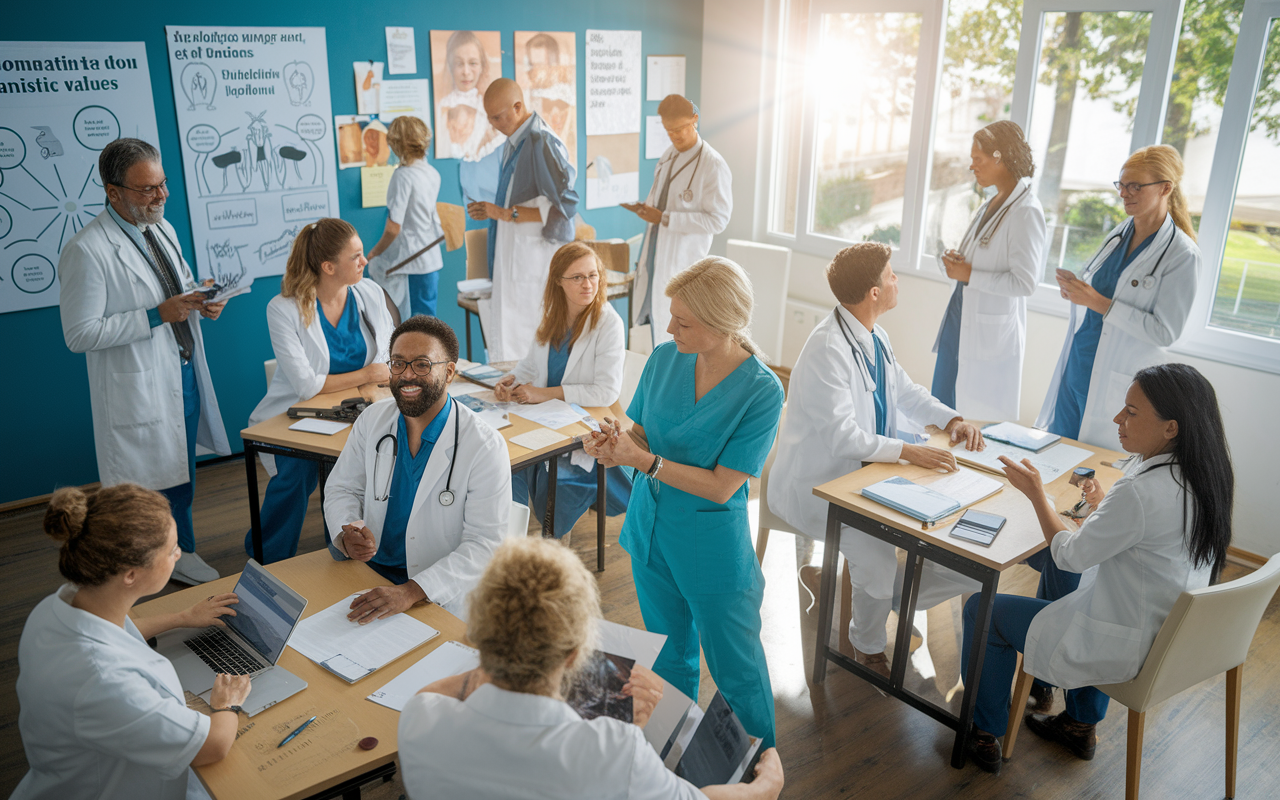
[210,705,243,715]
[646,454,664,479]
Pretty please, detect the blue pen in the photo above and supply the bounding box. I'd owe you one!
[277,715,317,748]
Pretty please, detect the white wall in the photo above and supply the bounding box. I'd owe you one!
[701,0,1280,558]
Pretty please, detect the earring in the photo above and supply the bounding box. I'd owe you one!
[992,149,1002,160]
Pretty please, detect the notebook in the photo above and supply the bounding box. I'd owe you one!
[861,470,1002,524]
[288,593,439,683]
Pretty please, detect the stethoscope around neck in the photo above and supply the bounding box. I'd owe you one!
[835,310,892,393]
[660,140,705,203]
[373,407,460,506]
[1082,218,1175,291]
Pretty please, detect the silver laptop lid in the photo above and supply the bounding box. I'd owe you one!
[224,559,308,665]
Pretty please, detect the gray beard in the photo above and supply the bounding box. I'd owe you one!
[124,198,165,226]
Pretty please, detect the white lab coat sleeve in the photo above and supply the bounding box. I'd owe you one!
[409,433,511,610]
[665,159,732,237]
[809,341,904,463]
[966,204,1044,298]
[509,342,540,386]
[562,312,624,408]
[1104,244,1199,347]
[324,412,374,557]
[892,357,959,431]
[59,239,153,353]
[1050,476,1148,574]
[74,668,210,779]
[267,299,327,400]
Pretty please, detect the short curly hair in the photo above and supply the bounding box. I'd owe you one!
[389,315,459,363]
[826,241,892,305]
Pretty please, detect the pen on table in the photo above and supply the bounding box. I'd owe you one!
[277,715,317,748]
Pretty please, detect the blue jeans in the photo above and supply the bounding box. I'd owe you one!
[159,360,200,553]
[408,271,439,317]
[962,594,1110,736]
[244,455,320,563]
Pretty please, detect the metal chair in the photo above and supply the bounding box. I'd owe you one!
[1004,555,1280,799]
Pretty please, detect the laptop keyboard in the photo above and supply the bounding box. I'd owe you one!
[184,628,263,675]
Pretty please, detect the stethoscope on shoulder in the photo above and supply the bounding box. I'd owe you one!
[1082,218,1176,291]
[835,310,893,393]
[959,183,1031,252]
[372,407,460,506]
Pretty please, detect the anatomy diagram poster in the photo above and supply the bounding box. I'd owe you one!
[0,41,158,314]
[165,26,339,282]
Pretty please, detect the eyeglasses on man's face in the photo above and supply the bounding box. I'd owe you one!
[115,179,169,197]
[388,358,449,376]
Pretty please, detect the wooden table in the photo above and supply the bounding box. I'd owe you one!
[240,380,620,570]
[809,429,1125,769]
[130,551,467,800]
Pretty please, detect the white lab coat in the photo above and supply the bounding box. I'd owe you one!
[1024,453,1211,689]
[249,279,394,475]
[324,398,511,617]
[13,585,210,800]
[632,139,732,345]
[484,195,560,362]
[1036,214,1200,450]
[59,210,230,489]
[938,180,1046,421]
[507,304,626,408]
[398,683,703,800]
[768,307,976,651]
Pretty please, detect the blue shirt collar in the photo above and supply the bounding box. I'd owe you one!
[397,394,453,457]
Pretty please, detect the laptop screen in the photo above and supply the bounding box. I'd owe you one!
[225,560,307,664]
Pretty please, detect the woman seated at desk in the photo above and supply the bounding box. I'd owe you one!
[13,485,250,800]
[247,217,395,562]
[960,363,1233,774]
[494,241,632,539]
[397,537,785,799]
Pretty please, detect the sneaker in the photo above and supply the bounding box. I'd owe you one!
[1026,711,1097,760]
[966,726,1003,774]
[853,647,892,680]
[172,551,220,585]
[1027,684,1054,714]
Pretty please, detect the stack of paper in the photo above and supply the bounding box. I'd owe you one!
[861,476,961,523]
[510,398,586,430]
[957,441,1091,484]
[366,641,480,711]
[288,594,439,683]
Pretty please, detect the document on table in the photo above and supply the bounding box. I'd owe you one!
[509,398,585,430]
[509,428,571,451]
[289,593,440,683]
[923,468,1003,507]
[288,418,351,435]
[957,441,1092,484]
[366,641,480,711]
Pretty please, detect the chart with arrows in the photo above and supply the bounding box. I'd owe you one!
[0,41,159,314]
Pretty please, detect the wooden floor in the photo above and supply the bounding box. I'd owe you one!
[2,458,1277,799]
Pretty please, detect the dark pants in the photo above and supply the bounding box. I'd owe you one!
[159,359,200,553]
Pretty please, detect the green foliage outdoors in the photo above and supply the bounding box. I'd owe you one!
[815,175,873,233]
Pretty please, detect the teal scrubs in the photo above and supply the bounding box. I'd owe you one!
[620,342,784,747]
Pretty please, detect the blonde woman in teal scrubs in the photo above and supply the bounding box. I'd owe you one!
[585,257,784,748]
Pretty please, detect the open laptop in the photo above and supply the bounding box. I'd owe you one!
[157,559,308,716]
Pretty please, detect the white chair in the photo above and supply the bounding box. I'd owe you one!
[508,501,531,539]
[264,359,277,387]
[726,239,791,365]
[1004,555,1280,800]
[754,405,803,564]
[618,350,649,413]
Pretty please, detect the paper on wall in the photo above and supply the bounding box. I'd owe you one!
[361,164,396,208]
[585,30,641,135]
[645,116,672,160]
[380,78,430,123]
[646,55,686,101]
[385,27,417,75]
[354,61,383,114]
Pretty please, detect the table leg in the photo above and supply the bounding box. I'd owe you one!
[245,443,265,564]
[889,548,924,689]
[812,506,843,685]
[465,310,473,362]
[319,460,332,547]
[543,458,558,538]
[596,460,606,572]
[951,568,999,769]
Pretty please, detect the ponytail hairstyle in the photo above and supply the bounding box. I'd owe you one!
[973,120,1035,181]
[1132,363,1233,581]
[44,485,174,587]
[1122,145,1196,241]
[536,242,606,347]
[281,218,358,327]
[665,256,763,359]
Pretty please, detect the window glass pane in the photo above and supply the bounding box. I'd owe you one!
[924,0,1023,261]
[1027,10,1152,283]
[1211,18,1280,340]
[810,11,923,244]
[769,0,811,236]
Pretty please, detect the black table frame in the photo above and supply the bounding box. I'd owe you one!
[244,434,607,571]
[811,501,1000,769]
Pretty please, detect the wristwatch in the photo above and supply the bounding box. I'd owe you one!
[510,207,520,221]
[210,705,244,715]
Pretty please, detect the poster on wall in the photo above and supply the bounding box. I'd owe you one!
[586,133,639,210]
[514,32,577,168]
[0,40,159,314]
[165,25,339,282]
[430,30,503,161]
[584,30,640,209]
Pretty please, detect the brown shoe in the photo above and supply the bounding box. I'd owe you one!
[1026,711,1097,760]
[966,726,1002,774]
[853,648,891,680]
[1027,684,1054,714]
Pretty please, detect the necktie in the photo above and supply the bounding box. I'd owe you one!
[142,227,195,361]
[871,334,888,437]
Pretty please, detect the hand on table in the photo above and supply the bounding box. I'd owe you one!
[209,673,252,709]
[900,443,957,472]
[340,524,378,562]
[623,664,663,729]
[510,384,555,404]
[181,593,238,629]
[347,581,427,624]
[493,375,518,402]
[945,418,985,451]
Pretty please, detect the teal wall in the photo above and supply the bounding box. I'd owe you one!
[0,2,702,503]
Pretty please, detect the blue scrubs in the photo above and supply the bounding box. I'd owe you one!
[370,396,453,585]
[246,288,368,563]
[407,272,440,317]
[620,342,784,747]
[931,282,964,409]
[1049,225,1154,439]
[511,332,633,537]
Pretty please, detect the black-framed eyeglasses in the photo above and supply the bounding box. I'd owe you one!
[388,358,449,376]
[1113,179,1168,194]
[114,179,169,197]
